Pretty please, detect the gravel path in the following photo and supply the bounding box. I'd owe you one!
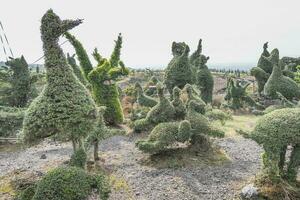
[0,134,263,200]
[100,135,263,200]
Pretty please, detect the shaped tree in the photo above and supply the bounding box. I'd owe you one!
[22,10,97,150]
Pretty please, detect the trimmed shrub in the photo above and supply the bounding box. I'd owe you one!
[189,39,202,83]
[184,84,206,114]
[195,55,214,103]
[66,53,88,86]
[134,82,157,107]
[205,109,232,125]
[263,49,300,100]
[250,67,269,95]
[0,106,24,137]
[136,120,192,154]
[247,108,300,182]
[134,83,175,132]
[145,76,159,96]
[164,42,193,97]
[22,10,97,148]
[32,167,110,200]
[69,148,87,168]
[257,42,272,74]
[171,87,186,120]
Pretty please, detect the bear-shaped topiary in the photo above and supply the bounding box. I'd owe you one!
[134,82,157,107]
[164,42,193,97]
[195,54,214,103]
[136,120,192,154]
[134,83,175,132]
[22,10,97,148]
[171,87,186,120]
[242,108,300,182]
[263,49,300,100]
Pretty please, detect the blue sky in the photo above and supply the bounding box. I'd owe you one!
[0,0,300,68]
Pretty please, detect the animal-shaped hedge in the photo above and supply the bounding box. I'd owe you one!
[263,49,300,100]
[22,10,97,149]
[134,82,157,107]
[184,84,206,114]
[65,32,129,124]
[171,87,186,120]
[66,53,88,86]
[195,54,214,103]
[242,108,300,182]
[164,42,192,97]
[134,83,175,132]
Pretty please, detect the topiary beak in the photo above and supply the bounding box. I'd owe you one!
[61,19,83,33]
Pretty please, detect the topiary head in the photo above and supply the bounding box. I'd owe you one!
[5,56,28,70]
[172,87,181,99]
[171,42,189,56]
[267,48,280,65]
[41,9,82,40]
[263,42,268,50]
[177,120,192,142]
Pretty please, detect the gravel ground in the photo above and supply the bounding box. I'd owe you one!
[0,134,264,200]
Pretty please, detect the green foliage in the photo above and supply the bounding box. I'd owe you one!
[224,78,262,110]
[22,10,97,147]
[144,76,159,96]
[134,83,175,132]
[184,83,206,114]
[110,33,122,67]
[263,49,300,100]
[32,167,110,200]
[171,87,186,120]
[250,67,269,95]
[136,120,192,154]
[134,82,157,107]
[0,56,37,107]
[66,53,88,86]
[18,184,36,200]
[64,32,94,79]
[295,65,300,84]
[249,108,300,182]
[189,39,202,83]
[164,42,193,96]
[0,106,24,137]
[257,42,272,74]
[205,109,232,125]
[69,148,87,168]
[195,55,214,103]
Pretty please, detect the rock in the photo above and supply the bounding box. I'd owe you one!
[40,154,46,159]
[240,184,259,199]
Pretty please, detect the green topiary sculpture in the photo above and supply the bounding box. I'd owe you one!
[224,78,263,110]
[189,39,202,83]
[136,120,192,154]
[263,49,300,100]
[65,32,129,125]
[0,56,37,107]
[22,10,97,149]
[134,83,175,132]
[241,108,300,182]
[184,83,206,114]
[66,53,88,86]
[164,42,193,97]
[145,76,159,96]
[186,100,224,150]
[250,67,269,95]
[257,42,272,74]
[32,167,110,200]
[195,54,214,103]
[171,87,186,119]
[134,82,157,107]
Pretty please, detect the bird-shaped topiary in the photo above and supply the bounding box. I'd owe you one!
[257,42,272,74]
[241,108,300,182]
[134,82,157,107]
[171,87,186,120]
[134,83,175,132]
[65,32,129,125]
[195,54,214,103]
[164,42,193,97]
[135,120,192,154]
[22,10,97,149]
[263,49,300,100]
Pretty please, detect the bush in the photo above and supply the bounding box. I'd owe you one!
[0,106,24,137]
[171,87,186,120]
[164,42,193,97]
[136,120,191,154]
[134,82,157,107]
[32,167,110,200]
[69,148,87,168]
[22,10,97,148]
[205,109,232,125]
[263,49,300,100]
[134,83,175,132]
[184,84,206,114]
[248,108,300,182]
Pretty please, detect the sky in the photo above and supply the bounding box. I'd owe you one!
[0,0,300,69]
